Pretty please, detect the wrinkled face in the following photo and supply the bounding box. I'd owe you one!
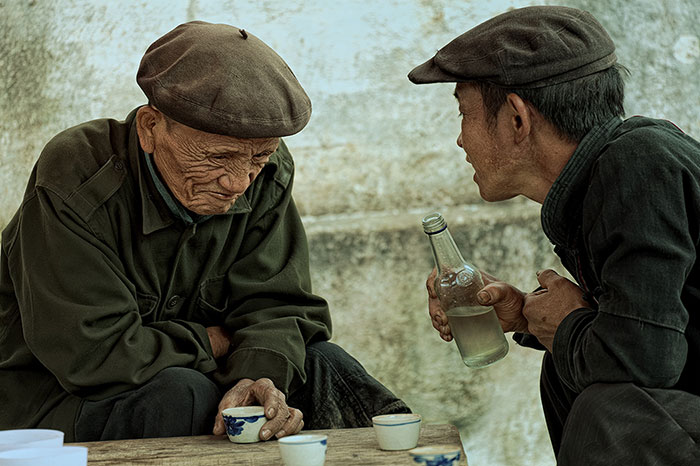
[454,83,520,202]
[151,117,279,215]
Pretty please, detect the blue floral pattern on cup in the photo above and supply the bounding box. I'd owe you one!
[223,415,264,436]
[412,451,461,466]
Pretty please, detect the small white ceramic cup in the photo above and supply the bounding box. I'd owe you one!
[278,434,328,466]
[0,429,64,452]
[372,413,422,450]
[0,446,87,466]
[222,406,267,443]
[409,445,462,466]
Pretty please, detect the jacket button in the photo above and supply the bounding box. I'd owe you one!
[166,295,180,309]
[114,160,124,171]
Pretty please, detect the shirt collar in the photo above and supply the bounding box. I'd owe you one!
[143,151,212,225]
[541,116,624,247]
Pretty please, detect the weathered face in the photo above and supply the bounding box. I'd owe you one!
[145,111,279,215]
[454,83,521,202]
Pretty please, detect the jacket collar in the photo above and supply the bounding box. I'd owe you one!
[541,116,623,247]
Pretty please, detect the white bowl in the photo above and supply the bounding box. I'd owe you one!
[222,406,267,443]
[0,429,64,452]
[371,413,422,450]
[409,445,462,466]
[0,446,87,466]
[278,434,328,466]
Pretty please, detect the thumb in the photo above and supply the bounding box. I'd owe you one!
[477,282,509,305]
[213,411,225,435]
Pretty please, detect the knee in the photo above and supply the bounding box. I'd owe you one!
[146,367,221,414]
[569,383,632,424]
[559,383,639,459]
[305,341,363,374]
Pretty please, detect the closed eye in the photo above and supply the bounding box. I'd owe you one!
[253,151,272,160]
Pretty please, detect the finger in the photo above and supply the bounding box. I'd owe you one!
[430,315,452,340]
[426,268,438,298]
[431,314,442,331]
[429,302,447,326]
[213,412,225,435]
[248,379,289,440]
[276,408,304,439]
[536,269,560,288]
[431,308,451,334]
[260,407,291,441]
[478,282,513,305]
[437,322,451,335]
[249,379,285,418]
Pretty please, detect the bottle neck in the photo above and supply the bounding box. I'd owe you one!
[427,228,468,271]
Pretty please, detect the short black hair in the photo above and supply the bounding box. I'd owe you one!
[475,64,629,143]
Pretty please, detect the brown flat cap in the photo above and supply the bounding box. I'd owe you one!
[408,6,616,88]
[137,21,311,138]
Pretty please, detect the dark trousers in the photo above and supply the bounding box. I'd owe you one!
[540,352,700,465]
[74,341,409,441]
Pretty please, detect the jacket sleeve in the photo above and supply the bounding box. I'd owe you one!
[552,144,694,393]
[6,187,217,400]
[212,143,332,396]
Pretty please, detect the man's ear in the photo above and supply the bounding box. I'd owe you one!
[505,93,532,144]
[135,106,160,153]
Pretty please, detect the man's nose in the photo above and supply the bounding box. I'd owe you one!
[218,168,256,193]
[457,133,463,148]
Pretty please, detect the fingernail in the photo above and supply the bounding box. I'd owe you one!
[267,408,276,418]
[477,290,489,304]
[261,429,271,440]
[275,429,286,439]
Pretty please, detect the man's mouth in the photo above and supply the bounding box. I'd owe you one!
[210,191,238,201]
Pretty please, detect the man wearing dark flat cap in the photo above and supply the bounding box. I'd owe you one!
[411,5,700,465]
[0,21,409,442]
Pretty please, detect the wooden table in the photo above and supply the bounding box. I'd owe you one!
[69,424,468,465]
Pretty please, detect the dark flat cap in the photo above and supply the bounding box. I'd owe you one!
[137,21,311,138]
[408,6,616,88]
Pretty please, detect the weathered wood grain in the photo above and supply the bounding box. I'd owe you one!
[69,424,468,465]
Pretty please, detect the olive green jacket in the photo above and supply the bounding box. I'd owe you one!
[0,108,331,441]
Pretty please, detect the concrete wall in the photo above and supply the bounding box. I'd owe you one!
[2,1,698,464]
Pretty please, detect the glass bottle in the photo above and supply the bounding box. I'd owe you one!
[422,212,508,368]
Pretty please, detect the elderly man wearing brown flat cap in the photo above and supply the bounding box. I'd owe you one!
[0,21,409,442]
[410,5,700,465]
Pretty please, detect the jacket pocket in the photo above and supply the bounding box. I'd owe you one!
[136,291,158,324]
[195,276,230,325]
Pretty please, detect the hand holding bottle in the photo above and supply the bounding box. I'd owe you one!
[422,212,509,367]
[427,267,453,342]
[427,268,529,341]
[478,271,529,334]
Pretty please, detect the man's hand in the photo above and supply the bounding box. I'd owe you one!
[522,269,590,352]
[206,326,231,359]
[427,269,528,341]
[427,268,453,341]
[212,378,303,441]
[479,271,528,334]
